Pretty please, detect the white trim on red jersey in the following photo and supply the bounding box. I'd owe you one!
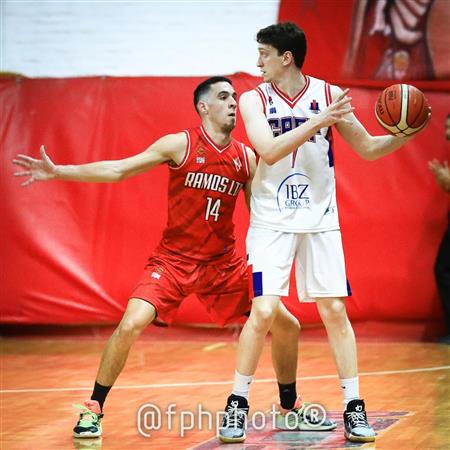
[240,143,250,178]
[169,129,191,171]
[200,126,231,154]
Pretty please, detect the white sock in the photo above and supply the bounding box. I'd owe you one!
[232,370,253,400]
[340,376,359,407]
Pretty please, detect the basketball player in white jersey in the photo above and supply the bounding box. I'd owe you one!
[219,22,430,444]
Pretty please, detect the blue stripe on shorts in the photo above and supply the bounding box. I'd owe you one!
[346,280,352,296]
[253,272,263,297]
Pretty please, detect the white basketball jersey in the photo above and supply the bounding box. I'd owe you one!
[250,75,340,233]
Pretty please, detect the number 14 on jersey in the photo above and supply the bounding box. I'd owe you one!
[205,197,221,222]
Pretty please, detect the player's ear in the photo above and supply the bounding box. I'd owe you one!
[282,51,294,66]
[197,100,208,115]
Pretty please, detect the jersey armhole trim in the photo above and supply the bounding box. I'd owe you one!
[325,82,332,107]
[169,129,191,170]
[254,87,267,114]
[241,144,250,178]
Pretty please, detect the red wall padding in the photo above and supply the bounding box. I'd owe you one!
[1,74,449,325]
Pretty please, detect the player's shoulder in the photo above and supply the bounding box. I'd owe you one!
[239,89,260,103]
[182,125,200,137]
[229,138,255,158]
[327,83,346,101]
[153,130,189,162]
[154,130,188,147]
[239,88,267,114]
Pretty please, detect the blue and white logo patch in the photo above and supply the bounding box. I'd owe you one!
[277,173,311,211]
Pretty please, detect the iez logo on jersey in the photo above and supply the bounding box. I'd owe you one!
[310,99,320,114]
[277,173,311,211]
[269,107,277,114]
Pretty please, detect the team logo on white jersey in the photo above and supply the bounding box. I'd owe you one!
[309,99,321,114]
[233,157,242,172]
[277,173,311,211]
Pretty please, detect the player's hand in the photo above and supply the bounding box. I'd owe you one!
[12,145,57,186]
[315,88,355,128]
[429,159,450,192]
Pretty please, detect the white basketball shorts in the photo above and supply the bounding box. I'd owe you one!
[246,226,351,302]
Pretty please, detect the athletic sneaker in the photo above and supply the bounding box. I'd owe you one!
[73,400,103,438]
[343,399,376,442]
[275,397,337,431]
[218,394,249,443]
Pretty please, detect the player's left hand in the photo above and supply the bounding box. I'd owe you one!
[12,145,57,186]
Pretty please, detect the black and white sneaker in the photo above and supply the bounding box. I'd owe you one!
[343,399,376,442]
[218,394,249,443]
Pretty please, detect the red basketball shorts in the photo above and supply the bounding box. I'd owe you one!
[129,249,250,326]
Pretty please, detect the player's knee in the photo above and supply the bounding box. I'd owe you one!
[319,299,347,325]
[116,317,146,339]
[250,305,278,332]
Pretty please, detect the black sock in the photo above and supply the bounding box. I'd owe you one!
[91,381,112,412]
[278,382,297,410]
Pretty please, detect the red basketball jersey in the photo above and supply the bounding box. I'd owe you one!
[159,126,251,262]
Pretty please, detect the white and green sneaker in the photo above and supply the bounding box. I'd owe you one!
[73,400,103,438]
[275,397,337,431]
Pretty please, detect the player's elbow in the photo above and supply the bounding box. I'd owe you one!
[358,150,378,161]
[111,164,128,181]
[257,148,278,166]
[260,154,277,166]
[356,140,380,161]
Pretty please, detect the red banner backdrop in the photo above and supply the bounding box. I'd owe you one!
[278,0,450,81]
[0,74,449,326]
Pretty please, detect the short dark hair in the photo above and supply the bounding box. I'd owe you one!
[193,76,233,113]
[256,22,307,69]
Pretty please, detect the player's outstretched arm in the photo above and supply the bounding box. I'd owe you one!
[239,88,354,166]
[13,133,187,186]
[333,85,430,161]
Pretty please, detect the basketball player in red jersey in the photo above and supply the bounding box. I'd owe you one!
[12,77,302,440]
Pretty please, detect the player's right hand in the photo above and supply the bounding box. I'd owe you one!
[12,145,57,186]
[315,88,355,128]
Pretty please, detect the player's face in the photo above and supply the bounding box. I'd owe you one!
[205,82,237,133]
[257,44,284,82]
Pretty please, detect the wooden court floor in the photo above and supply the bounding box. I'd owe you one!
[1,325,449,450]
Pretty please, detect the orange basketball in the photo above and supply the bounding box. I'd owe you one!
[375,84,430,137]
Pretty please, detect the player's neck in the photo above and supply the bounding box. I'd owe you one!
[273,69,306,99]
[202,122,232,147]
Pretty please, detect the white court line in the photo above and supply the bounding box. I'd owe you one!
[1,365,449,394]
